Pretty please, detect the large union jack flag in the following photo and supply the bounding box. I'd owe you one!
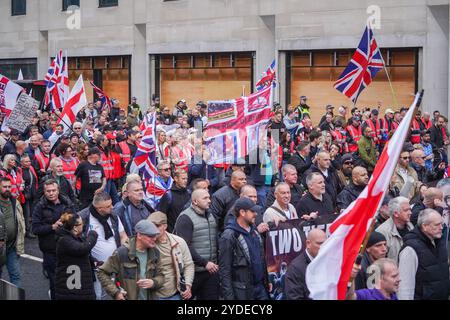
[255,59,276,91]
[334,25,384,103]
[89,80,112,111]
[44,50,66,110]
[130,112,173,209]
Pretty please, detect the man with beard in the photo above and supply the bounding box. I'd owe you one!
[337,154,354,186]
[159,170,191,233]
[420,130,434,171]
[346,116,363,154]
[358,126,378,173]
[336,166,369,212]
[0,178,25,287]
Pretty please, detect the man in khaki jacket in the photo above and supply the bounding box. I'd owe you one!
[148,211,195,300]
[98,220,164,300]
[376,196,414,262]
[391,149,422,200]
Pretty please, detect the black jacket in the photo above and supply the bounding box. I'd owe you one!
[429,124,444,149]
[264,183,304,211]
[354,251,373,290]
[402,226,450,300]
[287,153,312,181]
[302,165,343,205]
[336,183,365,211]
[32,195,76,253]
[1,140,16,160]
[55,228,98,300]
[218,220,268,300]
[158,184,191,233]
[411,163,444,185]
[209,185,240,232]
[285,251,311,300]
[37,173,75,204]
[295,192,335,217]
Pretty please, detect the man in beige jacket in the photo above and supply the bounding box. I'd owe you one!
[391,149,422,200]
[148,211,195,300]
[263,182,298,226]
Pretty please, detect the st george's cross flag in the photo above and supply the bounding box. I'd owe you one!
[334,24,384,103]
[305,91,423,300]
[0,74,25,130]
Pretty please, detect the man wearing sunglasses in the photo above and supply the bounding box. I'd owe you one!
[391,147,422,200]
[410,149,445,184]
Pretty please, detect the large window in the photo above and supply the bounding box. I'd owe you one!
[0,58,37,80]
[156,52,253,110]
[99,0,118,7]
[62,0,80,11]
[11,0,26,16]
[287,48,418,124]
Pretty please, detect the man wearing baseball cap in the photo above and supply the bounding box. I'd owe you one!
[98,219,164,300]
[148,211,195,300]
[219,198,270,300]
[295,95,310,120]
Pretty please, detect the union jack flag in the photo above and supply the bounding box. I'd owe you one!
[89,80,112,111]
[130,112,173,209]
[44,50,65,110]
[334,24,384,103]
[255,59,276,91]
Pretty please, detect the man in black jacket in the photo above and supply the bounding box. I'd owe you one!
[209,171,246,232]
[410,149,445,185]
[296,172,335,219]
[37,158,75,204]
[32,179,76,300]
[219,198,269,300]
[285,229,327,300]
[158,170,191,232]
[336,166,369,212]
[265,164,305,210]
[287,141,312,181]
[429,115,448,151]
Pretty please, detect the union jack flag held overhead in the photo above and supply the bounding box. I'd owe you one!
[334,24,384,103]
[89,80,112,111]
[255,59,276,91]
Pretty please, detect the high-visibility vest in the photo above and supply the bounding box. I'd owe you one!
[99,151,114,180]
[411,119,422,144]
[330,129,349,153]
[60,156,79,187]
[391,121,400,134]
[346,125,362,153]
[0,168,24,199]
[365,118,381,144]
[110,151,123,179]
[422,119,432,130]
[35,152,54,172]
[118,141,131,164]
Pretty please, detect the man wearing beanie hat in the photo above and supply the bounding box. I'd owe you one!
[147,211,195,300]
[354,231,387,290]
[98,220,164,300]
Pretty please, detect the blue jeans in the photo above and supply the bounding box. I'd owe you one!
[158,293,182,300]
[105,180,120,205]
[0,247,21,288]
[256,185,271,207]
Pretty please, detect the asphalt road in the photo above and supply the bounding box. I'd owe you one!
[1,237,49,300]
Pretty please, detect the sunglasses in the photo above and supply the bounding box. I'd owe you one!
[401,156,410,160]
[161,168,171,171]
[344,161,354,165]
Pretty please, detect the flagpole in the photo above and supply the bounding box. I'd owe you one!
[347,89,424,285]
[52,110,88,143]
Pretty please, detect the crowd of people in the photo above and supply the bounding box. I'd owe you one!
[0,93,449,300]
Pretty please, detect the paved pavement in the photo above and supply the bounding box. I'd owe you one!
[1,237,49,300]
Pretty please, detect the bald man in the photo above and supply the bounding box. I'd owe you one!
[175,189,220,300]
[209,170,247,232]
[411,187,444,226]
[285,229,327,300]
[336,166,369,211]
[410,149,445,184]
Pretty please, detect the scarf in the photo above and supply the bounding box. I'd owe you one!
[89,205,114,240]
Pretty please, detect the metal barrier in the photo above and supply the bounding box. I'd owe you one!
[0,279,25,300]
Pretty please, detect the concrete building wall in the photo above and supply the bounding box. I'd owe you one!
[0,0,449,115]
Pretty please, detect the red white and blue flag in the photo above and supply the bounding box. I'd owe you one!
[44,50,69,110]
[130,112,173,209]
[205,84,273,164]
[334,24,384,103]
[89,80,112,111]
[255,59,276,91]
[306,91,423,300]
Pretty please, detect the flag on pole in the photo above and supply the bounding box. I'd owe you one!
[59,51,70,107]
[334,24,384,103]
[130,112,173,209]
[89,80,112,111]
[44,50,64,110]
[57,74,87,133]
[17,69,24,81]
[305,91,423,300]
[255,59,276,91]
[0,74,24,130]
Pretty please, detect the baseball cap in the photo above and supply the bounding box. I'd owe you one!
[371,109,379,116]
[385,108,395,115]
[134,220,160,237]
[300,95,307,100]
[326,104,334,110]
[148,211,168,225]
[132,96,137,101]
[234,198,261,213]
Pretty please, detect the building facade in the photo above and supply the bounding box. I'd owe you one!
[0,0,449,123]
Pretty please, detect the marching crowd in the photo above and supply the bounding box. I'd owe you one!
[0,94,450,300]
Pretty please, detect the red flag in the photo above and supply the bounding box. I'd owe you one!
[306,91,423,300]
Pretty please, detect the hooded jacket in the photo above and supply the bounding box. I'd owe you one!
[336,183,366,211]
[218,219,268,300]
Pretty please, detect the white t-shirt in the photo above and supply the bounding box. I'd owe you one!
[89,213,124,263]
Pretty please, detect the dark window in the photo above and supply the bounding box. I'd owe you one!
[0,58,37,80]
[63,0,80,11]
[11,0,26,16]
[99,0,118,7]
